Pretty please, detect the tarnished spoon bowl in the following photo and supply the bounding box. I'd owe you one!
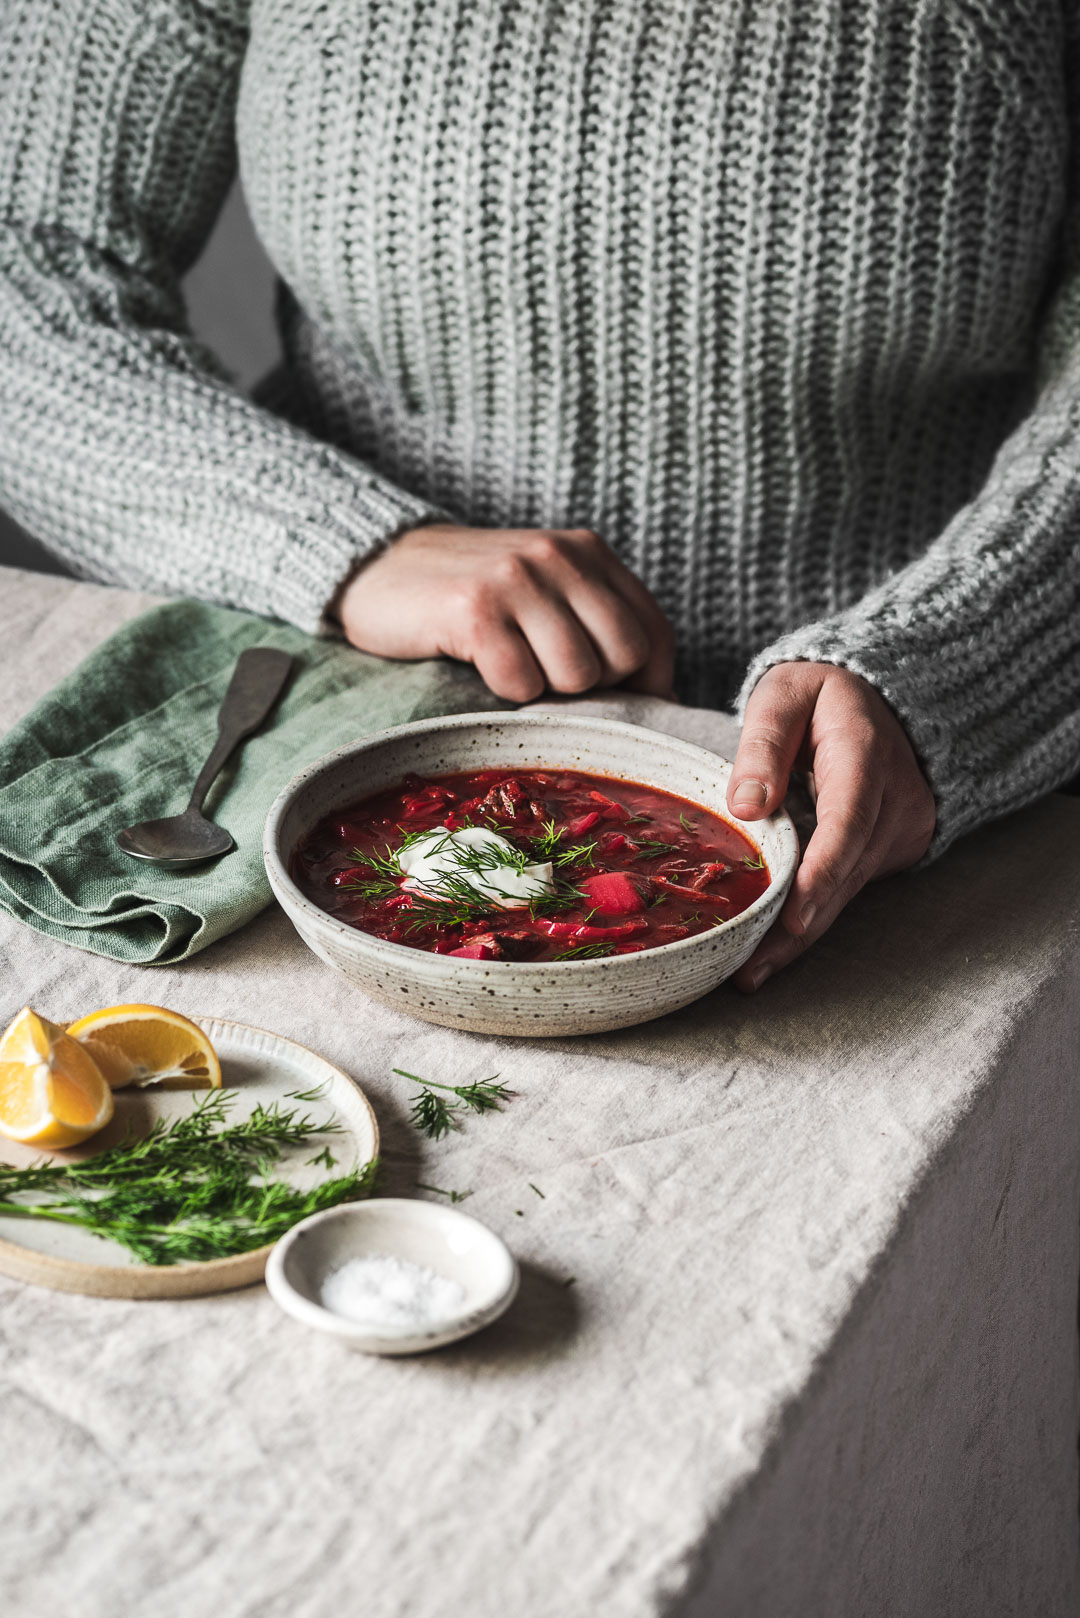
[116,811,235,867]
[116,647,293,870]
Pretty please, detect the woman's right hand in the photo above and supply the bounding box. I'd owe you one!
[337,523,676,701]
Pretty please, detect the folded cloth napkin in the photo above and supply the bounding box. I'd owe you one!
[0,600,509,965]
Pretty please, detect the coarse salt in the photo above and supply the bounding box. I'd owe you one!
[320,1253,466,1329]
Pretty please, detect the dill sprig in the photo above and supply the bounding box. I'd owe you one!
[417,1183,473,1204]
[344,835,584,933]
[552,941,617,961]
[529,820,599,868]
[0,1091,377,1266]
[742,852,765,870]
[631,839,682,860]
[393,1068,516,1139]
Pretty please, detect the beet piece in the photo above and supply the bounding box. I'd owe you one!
[329,865,369,888]
[587,790,630,822]
[578,871,646,915]
[537,917,648,943]
[567,810,601,837]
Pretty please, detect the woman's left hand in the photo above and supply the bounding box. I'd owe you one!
[726,662,937,991]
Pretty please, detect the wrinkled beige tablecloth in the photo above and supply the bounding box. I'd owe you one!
[1,565,1078,1618]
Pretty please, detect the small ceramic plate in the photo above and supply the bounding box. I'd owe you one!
[266,1199,519,1355]
[0,1018,379,1299]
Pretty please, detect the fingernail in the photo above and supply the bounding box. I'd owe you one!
[731,779,768,813]
[746,963,773,992]
[798,902,817,932]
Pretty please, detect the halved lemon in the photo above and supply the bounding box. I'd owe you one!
[65,1004,222,1091]
[0,1006,115,1148]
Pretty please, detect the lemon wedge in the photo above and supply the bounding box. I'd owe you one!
[65,1003,222,1091]
[0,1006,114,1148]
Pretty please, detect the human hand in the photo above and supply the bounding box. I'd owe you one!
[726,663,936,991]
[337,523,675,701]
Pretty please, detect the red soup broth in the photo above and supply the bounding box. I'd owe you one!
[291,768,770,963]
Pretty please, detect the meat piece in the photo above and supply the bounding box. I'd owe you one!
[478,777,528,822]
[492,930,548,961]
[689,862,728,891]
[448,933,505,960]
[652,877,730,904]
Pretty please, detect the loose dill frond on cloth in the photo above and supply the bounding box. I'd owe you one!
[0,1091,377,1266]
[393,1069,516,1139]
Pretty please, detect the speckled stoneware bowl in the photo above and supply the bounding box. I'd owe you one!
[263,712,798,1037]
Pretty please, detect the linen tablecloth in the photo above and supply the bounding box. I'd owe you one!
[0,565,1078,1618]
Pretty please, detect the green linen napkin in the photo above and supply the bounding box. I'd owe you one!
[0,600,510,965]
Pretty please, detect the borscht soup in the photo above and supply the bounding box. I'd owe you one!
[291,768,770,963]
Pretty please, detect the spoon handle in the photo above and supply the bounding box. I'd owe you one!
[187,647,294,814]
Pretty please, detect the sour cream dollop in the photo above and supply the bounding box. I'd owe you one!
[398,826,554,910]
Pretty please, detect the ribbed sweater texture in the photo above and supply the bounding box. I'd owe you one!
[2,0,1080,856]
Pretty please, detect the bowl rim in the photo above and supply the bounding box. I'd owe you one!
[262,710,798,970]
[265,1198,520,1346]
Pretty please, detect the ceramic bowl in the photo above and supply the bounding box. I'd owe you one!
[263,711,798,1037]
[265,1199,519,1355]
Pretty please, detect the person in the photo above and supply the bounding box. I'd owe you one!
[1,1,1077,991]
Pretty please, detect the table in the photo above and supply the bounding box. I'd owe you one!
[1,564,1078,1618]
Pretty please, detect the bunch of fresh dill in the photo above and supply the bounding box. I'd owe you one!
[0,1090,377,1266]
[393,1069,515,1141]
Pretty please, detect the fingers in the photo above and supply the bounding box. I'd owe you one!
[732,723,886,990]
[471,620,547,703]
[502,530,672,696]
[728,663,938,992]
[732,812,888,992]
[603,565,677,696]
[727,666,821,820]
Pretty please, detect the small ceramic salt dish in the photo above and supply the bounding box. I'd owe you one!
[265,1199,519,1356]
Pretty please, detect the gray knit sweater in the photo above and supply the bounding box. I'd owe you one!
[2,0,1080,855]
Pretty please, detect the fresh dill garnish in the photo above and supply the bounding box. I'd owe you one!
[552,941,617,960]
[417,1183,473,1204]
[530,820,598,868]
[307,1146,337,1169]
[529,1182,545,1199]
[679,812,698,834]
[344,833,585,933]
[626,814,652,824]
[393,1068,516,1138]
[0,1091,376,1266]
[742,852,765,870]
[631,839,682,860]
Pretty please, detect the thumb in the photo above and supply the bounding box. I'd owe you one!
[727,666,818,820]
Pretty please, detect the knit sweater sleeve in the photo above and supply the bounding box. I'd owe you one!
[738,72,1080,859]
[0,0,443,634]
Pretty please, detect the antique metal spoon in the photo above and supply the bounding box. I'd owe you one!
[116,647,294,867]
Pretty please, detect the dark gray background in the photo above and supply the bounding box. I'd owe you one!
[0,182,281,575]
